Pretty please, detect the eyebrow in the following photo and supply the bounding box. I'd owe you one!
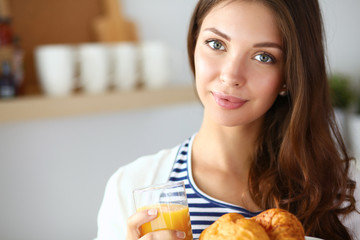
[204,28,231,41]
[253,42,283,51]
[204,27,283,51]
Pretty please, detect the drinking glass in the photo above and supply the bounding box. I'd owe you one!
[133,181,193,239]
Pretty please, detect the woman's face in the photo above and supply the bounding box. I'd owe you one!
[194,0,284,127]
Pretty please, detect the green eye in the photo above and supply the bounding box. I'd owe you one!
[255,53,274,63]
[207,40,225,50]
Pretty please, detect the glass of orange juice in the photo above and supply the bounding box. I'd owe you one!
[133,181,193,240]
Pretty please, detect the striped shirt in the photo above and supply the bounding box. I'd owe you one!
[168,136,261,239]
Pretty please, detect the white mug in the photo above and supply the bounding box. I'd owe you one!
[35,44,76,96]
[140,41,170,89]
[78,43,111,94]
[110,42,139,90]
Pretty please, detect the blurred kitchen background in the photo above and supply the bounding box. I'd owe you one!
[0,0,359,239]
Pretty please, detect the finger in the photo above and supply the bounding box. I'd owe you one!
[141,230,186,240]
[126,208,158,239]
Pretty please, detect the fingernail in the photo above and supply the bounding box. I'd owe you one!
[147,208,157,216]
[176,231,186,239]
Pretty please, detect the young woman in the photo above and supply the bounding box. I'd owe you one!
[96,0,360,239]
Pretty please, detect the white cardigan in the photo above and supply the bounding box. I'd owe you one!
[95,144,360,240]
[95,146,179,240]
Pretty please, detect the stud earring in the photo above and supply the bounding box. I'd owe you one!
[279,84,287,96]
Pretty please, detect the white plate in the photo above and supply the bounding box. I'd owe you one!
[306,237,323,240]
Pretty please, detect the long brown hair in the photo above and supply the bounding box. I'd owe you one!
[187,0,357,239]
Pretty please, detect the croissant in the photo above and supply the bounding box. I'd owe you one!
[199,212,270,240]
[199,208,305,240]
[252,208,305,240]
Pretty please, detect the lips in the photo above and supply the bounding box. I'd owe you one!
[212,91,247,110]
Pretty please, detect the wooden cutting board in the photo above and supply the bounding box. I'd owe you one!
[93,0,137,42]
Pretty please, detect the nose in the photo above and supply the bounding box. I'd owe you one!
[219,55,246,87]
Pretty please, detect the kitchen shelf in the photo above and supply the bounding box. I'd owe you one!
[0,86,198,123]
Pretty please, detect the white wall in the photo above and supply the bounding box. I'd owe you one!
[0,103,203,240]
[0,1,359,240]
[320,0,360,83]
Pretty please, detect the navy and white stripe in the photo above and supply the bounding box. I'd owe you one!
[168,136,261,239]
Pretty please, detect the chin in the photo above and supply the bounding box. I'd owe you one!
[211,114,249,128]
[207,107,263,129]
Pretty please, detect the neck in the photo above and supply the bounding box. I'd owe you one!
[190,112,263,211]
[192,113,262,175]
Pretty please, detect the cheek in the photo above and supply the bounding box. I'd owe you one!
[194,47,218,84]
[262,77,282,94]
[250,68,283,95]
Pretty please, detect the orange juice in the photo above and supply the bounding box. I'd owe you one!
[138,203,193,240]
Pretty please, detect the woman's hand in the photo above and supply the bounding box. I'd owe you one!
[126,208,186,240]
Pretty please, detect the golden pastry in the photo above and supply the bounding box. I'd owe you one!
[199,213,270,240]
[199,209,305,240]
[251,208,305,240]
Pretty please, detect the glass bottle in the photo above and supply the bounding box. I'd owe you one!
[0,60,16,98]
